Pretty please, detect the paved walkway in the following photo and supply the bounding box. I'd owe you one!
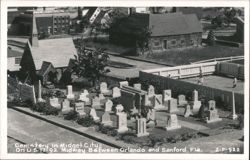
[8,108,114,153]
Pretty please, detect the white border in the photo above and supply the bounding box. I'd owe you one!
[1,0,249,160]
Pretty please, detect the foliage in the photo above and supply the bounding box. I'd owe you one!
[71,45,110,87]
[237,115,244,129]
[77,115,95,127]
[31,102,60,115]
[97,125,118,137]
[211,15,224,27]
[223,8,237,26]
[64,110,79,120]
[207,30,216,46]
[135,27,152,55]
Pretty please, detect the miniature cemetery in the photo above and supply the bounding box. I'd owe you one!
[8,78,243,148]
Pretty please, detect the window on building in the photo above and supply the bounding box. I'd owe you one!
[163,40,167,49]
[154,41,160,46]
[15,57,21,64]
[171,40,176,45]
[180,39,185,44]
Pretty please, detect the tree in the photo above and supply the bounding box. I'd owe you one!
[71,43,110,88]
[224,8,236,26]
[207,30,216,46]
[135,27,152,55]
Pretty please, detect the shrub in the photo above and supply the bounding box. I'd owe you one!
[77,115,95,127]
[98,125,118,136]
[237,115,244,129]
[64,110,78,120]
[31,102,60,115]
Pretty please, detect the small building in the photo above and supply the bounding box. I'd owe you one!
[9,9,71,38]
[109,12,202,53]
[20,13,77,84]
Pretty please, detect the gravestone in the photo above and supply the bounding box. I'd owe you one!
[19,83,36,103]
[49,97,61,109]
[119,81,129,88]
[133,83,141,90]
[90,108,100,121]
[100,82,109,94]
[147,109,156,121]
[61,99,72,114]
[104,99,113,112]
[165,114,181,131]
[115,104,124,114]
[116,112,128,133]
[147,85,155,97]
[192,90,198,101]
[142,94,151,106]
[167,99,179,113]
[184,104,193,117]
[75,102,85,116]
[205,105,222,123]
[112,87,121,98]
[99,93,105,100]
[229,91,238,120]
[136,118,149,137]
[163,90,172,102]
[91,97,101,109]
[208,100,216,110]
[66,85,75,100]
[152,95,164,110]
[101,112,112,126]
[178,95,187,106]
[79,90,90,103]
[191,90,201,114]
[37,80,45,102]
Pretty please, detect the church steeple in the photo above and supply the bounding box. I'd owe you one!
[30,11,39,47]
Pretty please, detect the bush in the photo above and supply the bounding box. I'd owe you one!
[97,125,118,136]
[64,110,78,120]
[77,115,95,127]
[237,115,244,129]
[31,102,60,115]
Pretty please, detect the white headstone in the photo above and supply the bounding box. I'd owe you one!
[101,112,112,126]
[146,109,156,121]
[61,99,72,114]
[91,97,101,108]
[49,97,61,109]
[99,93,105,100]
[136,118,149,137]
[192,90,198,102]
[184,104,193,117]
[119,81,129,88]
[112,87,121,98]
[37,80,45,102]
[165,114,181,131]
[178,94,187,106]
[148,85,155,97]
[66,85,75,100]
[167,99,179,113]
[90,108,100,121]
[105,99,113,112]
[79,89,89,102]
[115,104,124,114]
[116,112,128,133]
[163,90,172,101]
[133,83,141,90]
[191,101,201,115]
[229,91,238,120]
[100,82,109,94]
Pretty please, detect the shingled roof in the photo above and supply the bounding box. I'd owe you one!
[27,37,77,70]
[113,12,202,37]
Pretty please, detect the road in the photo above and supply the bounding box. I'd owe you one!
[7,108,115,153]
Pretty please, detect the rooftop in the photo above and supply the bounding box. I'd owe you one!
[29,37,77,70]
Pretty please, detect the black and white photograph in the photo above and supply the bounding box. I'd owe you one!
[0,0,249,159]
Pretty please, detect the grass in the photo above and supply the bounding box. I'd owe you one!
[138,45,244,65]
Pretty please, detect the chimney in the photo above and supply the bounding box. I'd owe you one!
[30,12,39,47]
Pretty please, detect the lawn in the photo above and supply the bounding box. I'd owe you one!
[138,45,244,66]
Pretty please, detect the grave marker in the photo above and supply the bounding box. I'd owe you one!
[116,112,128,133]
[136,118,149,137]
[167,99,179,113]
[49,97,61,109]
[147,85,155,97]
[104,99,113,112]
[101,112,112,126]
[163,90,172,101]
[119,81,129,88]
[112,87,121,98]
[37,80,45,102]
[66,85,74,100]
[133,83,141,90]
[229,91,238,120]
[184,104,193,117]
[165,114,181,130]
[178,95,187,106]
[90,108,100,121]
[100,82,109,94]
[61,99,72,114]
